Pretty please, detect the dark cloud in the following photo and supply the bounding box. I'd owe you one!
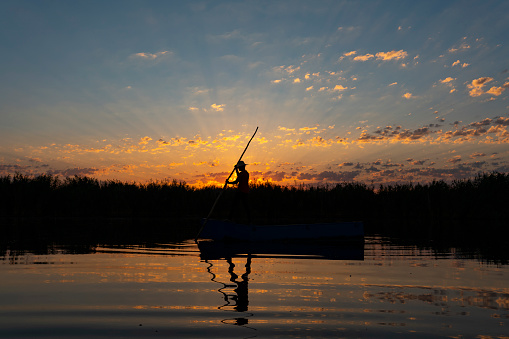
[264,171,286,182]
[47,168,99,177]
[495,117,509,126]
[358,126,433,142]
[469,118,492,127]
[297,170,361,182]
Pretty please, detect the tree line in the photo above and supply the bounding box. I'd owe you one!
[1,172,508,241]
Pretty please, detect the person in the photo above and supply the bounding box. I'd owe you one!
[226,161,251,223]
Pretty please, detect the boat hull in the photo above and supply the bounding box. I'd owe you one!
[198,219,364,242]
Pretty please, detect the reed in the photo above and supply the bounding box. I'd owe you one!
[1,172,508,241]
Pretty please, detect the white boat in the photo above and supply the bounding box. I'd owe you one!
[198,219,364,242]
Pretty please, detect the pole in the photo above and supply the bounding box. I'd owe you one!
[195,127,259,241]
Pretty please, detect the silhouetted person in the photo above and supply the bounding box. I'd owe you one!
[227,161,251,224]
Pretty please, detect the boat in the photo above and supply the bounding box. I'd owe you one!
[198,240,364,261]
[197,219,364,242]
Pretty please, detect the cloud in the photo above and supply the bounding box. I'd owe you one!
[278,126,296,132]
[469,152,486,159]
[333,85,348,91]
[350,50,408,62]
[448,39,471,53]
[139,136,152,145]
[375,50,408,61]
[436,117,509,143]
[297,170,361,182]
[471,77,493,87]
[440,77,455,84]
[299,126,318,131]
[210,103,225,112]
[448,156,462,164]
[495,117,509,125]
[357,125,433,143]
[292,136,335,148]
[131,51,172,60]
[354,54,374,61]
[486,86,505,96]
[403,92,413,99]
[467,77,493,97]
[47,167,100,177]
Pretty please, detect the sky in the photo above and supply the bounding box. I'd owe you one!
[1,0,508,187]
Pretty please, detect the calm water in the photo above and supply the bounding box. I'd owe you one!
[1,237,508,338]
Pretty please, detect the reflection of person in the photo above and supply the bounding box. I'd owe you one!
[226,255,252,313]
[226,161,251,223]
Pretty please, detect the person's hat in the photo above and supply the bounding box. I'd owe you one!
[236,160,247,167]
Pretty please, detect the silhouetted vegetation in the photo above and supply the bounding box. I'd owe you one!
[1,172,508,245]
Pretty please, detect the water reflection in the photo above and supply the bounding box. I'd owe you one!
[199,240,365,336]
[1,236,508,338]
[205,255,256,335]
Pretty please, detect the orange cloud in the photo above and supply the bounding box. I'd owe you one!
[467,77,493,97]
[139,137,152,145]
[292,136,334,148]
[376,50,408,61]
[211,103,225,112]
[440,77,455,83]
[354,54,374,61]
[486,86,505,96]
[333,85,348,91]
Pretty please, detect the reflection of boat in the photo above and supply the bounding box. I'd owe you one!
[198,240,364,261]
[198,219,364,242]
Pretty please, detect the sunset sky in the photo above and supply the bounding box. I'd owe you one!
[1,0,508,187]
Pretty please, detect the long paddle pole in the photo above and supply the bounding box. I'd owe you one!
[195,127,259,241]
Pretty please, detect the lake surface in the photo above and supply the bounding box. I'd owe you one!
[1,237,508,338]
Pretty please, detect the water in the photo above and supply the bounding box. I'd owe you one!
[1,237,508,338]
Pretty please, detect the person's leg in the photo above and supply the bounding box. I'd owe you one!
[240,192,251,224]
[228,191,239,221]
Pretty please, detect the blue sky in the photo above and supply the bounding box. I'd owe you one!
[1,0,508,186]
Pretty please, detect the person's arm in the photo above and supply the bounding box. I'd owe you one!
[226,168,240,185]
